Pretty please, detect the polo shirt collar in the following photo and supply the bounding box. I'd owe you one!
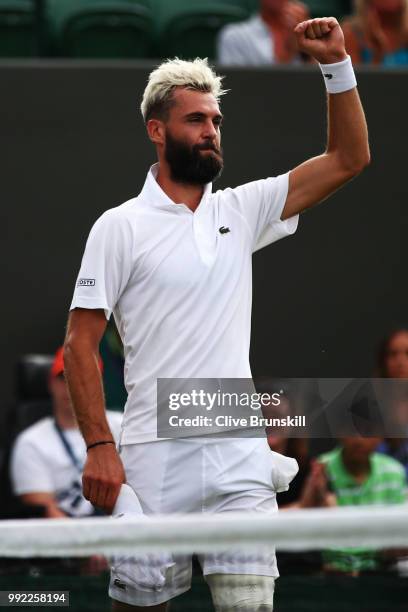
[141,162,212,213]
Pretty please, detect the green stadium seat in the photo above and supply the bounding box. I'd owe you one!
[0,1,38,57]
[244,0,260,13]
[304,0,351,20]
[156,1,250,60]
[46,0,154,58]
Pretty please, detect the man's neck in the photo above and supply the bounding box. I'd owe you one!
[260,8,285,29]
[54,410,78,430]
[386,437,406,451]
[341,450,371,482]
[156,165,204,212]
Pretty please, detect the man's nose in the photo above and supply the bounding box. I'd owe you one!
[202,120,218,140]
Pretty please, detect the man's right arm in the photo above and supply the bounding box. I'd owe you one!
[64,308,125,513]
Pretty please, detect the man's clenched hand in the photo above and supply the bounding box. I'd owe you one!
[83,443,126,513]
[294,17,347,64]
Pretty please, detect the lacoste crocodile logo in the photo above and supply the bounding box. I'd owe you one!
[219,226,230,234]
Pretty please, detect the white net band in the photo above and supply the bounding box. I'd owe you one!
[1,505,407,557]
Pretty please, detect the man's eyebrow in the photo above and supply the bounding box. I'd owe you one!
[184,111,224,121]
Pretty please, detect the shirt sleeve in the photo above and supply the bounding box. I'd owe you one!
[225,173,299,252]
[10,436,54,495]
[70,210,132,320]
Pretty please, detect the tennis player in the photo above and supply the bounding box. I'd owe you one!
[64,17,370,612]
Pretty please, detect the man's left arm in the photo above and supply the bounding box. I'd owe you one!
[281,17,370,221]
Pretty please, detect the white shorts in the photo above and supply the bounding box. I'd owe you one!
[109,436,293,607]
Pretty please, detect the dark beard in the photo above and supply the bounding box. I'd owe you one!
[164,131,224,185]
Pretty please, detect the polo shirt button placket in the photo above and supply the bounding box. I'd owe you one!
[193,211,216,267]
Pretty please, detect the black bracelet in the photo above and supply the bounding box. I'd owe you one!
[86,440,115,451]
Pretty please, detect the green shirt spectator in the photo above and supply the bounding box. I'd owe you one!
[319,443,406,573]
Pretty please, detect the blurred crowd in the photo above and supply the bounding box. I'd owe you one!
[261,327,408,576]
[3,0,408,65]
[217,0,408,66]
[0,321,127,576]
[0,326,407,578]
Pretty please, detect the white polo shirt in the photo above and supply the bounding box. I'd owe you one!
[70,163,298,444]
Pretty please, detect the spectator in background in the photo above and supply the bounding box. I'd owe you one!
[255,377,315,507]
[342,0,408,65]
[255,377,331,573]
[377,327,408,379]
[217,0,310,66]
[10,347,122,519]
[262,382,308,505]
[314,436,406,574]
[376,328,408,479]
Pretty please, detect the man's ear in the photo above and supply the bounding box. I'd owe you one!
[147,119,166,146]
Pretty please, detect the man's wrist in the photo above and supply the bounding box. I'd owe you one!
[319,55,357,94]
[315,51,348,64]
[86,440,115,451]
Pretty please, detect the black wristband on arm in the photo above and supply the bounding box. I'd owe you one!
[86,440,115,451]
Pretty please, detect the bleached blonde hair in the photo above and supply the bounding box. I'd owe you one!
[140,57,227,123]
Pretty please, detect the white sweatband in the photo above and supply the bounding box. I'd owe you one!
[319,55,357,94]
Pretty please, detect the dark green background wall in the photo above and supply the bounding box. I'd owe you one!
[1,63,407,414]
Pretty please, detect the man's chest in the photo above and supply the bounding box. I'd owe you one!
[128,208,251,291]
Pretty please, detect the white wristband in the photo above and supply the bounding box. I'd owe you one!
[319,55,357,94]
